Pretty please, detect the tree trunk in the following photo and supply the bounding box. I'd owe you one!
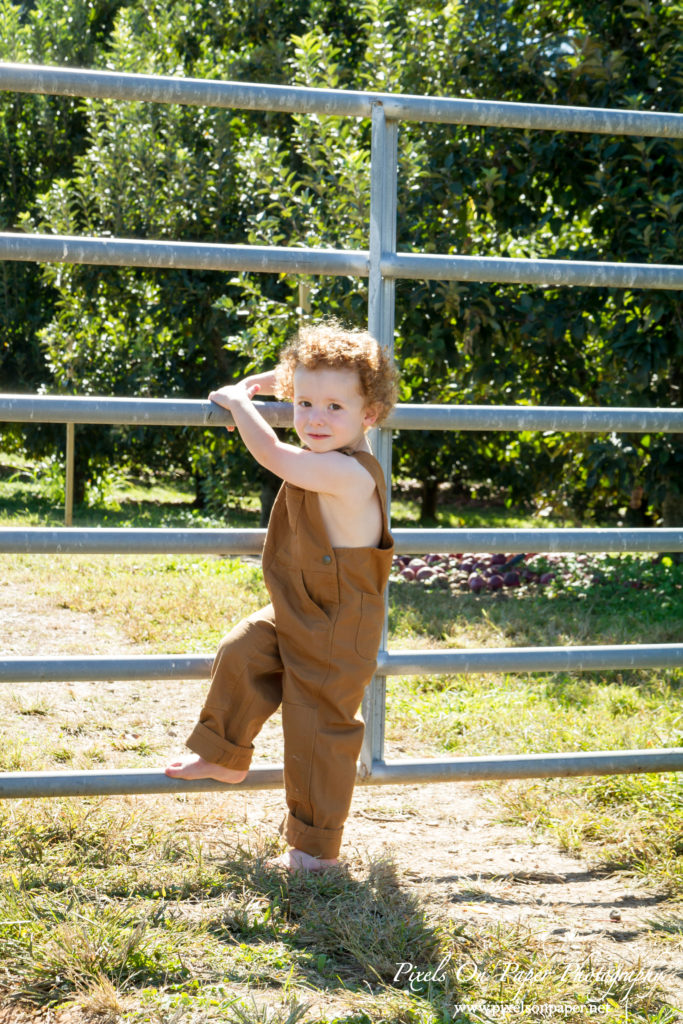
[660,489,683,563]
[259,471,281,527]
[72,459,87,506]
[625,487,653,527]
[192,472,207,510]
[661,490,683,526]
[420,478,439,522]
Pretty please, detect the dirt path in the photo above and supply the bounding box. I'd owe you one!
[345,784,682,1005]
[0,584,681,1017]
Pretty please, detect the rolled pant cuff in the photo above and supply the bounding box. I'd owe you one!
[282,812,343,860]
[186,722,253,771]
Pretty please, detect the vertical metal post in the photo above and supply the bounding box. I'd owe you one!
[298,278,311,324]
[360,103,398,778]
[65,422,75,526]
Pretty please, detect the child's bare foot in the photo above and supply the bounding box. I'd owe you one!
[164,754,247,784]
[266,848,339,873]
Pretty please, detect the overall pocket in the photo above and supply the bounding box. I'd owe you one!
[355,591,385,661]
[301,569,338,622]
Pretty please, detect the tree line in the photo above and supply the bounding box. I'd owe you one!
[0,0,681,523]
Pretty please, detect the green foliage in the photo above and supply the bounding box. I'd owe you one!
[8,0,264,497]
[204,0,683,522]
[0,0,127,398]
[1,0,681,518]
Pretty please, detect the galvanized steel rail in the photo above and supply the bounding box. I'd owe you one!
[2,644,682,684]
[382,253,683,290]
[0,748,680,799]
[0,232,368,277]
[2,233,682,291]
[1,526,682,555]
[1,61,682,795]
[2,394,683,433]
[1,62,682,136]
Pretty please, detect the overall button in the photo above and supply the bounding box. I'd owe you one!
[322,554,332,564]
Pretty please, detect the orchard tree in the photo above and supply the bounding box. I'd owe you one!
[0,0,127,433]
[17,0,313,502]
[7,0,379,506]
[221,0,682,524]
[3,0,680,523]
[387,0,682,523]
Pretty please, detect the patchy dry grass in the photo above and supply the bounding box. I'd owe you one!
[1,794,676,1022]
[4,552,268,651]
[0,471,681,1021]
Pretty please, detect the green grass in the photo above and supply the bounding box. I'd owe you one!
[0,454,567,531]
[0,462,681,1021]
[390,495,569,530]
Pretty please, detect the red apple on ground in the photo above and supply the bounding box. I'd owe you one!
[468,573,484,593]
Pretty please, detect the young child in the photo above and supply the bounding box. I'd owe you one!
[165,322,398,872]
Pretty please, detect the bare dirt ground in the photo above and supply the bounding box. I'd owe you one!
[0,583,681,1020]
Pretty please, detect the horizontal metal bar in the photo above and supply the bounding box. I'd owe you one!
[2,644,681,683]
[0,655,214,682]
[0,62,374,117]
[2,234,681,293]
[0,767,284,798]
[383,253,683,290]
[394,527,683,553]
[2,394,683,433]
[385,100,683,137]
[0,394,293,428]
[1,527,680,554]
[1,63,682,137]
[382,644,683,674]
[364,749,683,784]
[392,404,683,433]
[1,747,681,798]
[0,232,368,276]
[0,527,265,554]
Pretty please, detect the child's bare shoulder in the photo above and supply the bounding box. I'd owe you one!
[313,449,377,494]
[317,454,382,547]
[268,443,374,497]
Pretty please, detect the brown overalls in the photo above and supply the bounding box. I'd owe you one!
[185,450,393,859]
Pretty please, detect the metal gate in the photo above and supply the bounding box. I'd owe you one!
[0,62,682,799]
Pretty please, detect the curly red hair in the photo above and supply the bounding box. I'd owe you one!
[274,321,398,424]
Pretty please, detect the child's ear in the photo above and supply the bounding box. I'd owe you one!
[363,404,380,429]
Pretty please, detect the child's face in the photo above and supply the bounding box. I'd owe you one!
[292,365,378,453]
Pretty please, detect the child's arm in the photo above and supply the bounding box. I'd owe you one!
[209,382,372,496]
